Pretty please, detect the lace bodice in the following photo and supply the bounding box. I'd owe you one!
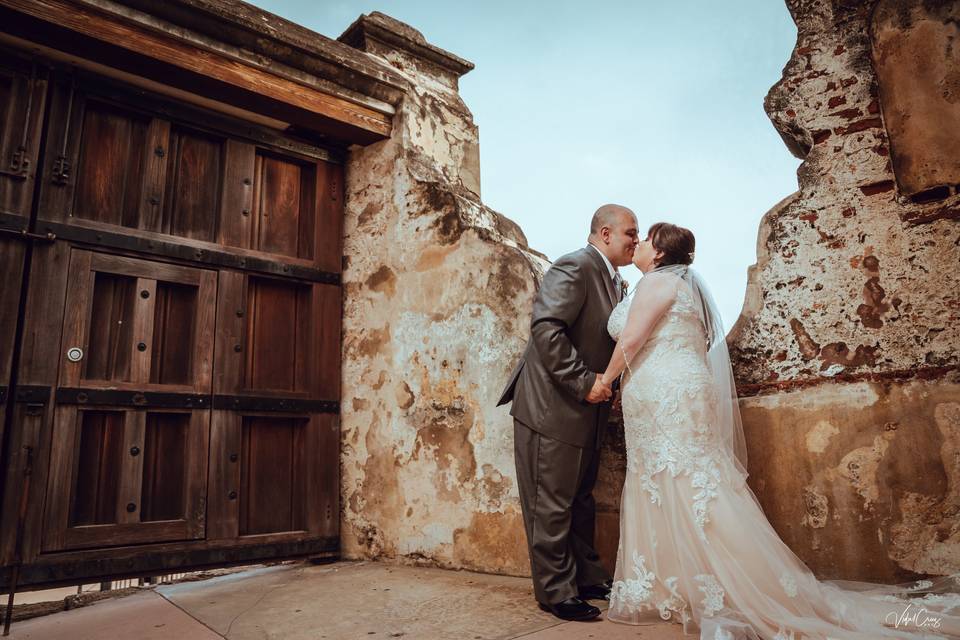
[607,281,708,361]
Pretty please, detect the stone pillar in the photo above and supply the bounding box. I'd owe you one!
[730,0,960,582]
[337,13,547,574]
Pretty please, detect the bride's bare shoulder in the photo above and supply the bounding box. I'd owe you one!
[635,272,681,299]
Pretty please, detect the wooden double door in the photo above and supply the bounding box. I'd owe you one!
[0,48,342,588]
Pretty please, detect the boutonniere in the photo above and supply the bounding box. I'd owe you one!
[620,279,629,297]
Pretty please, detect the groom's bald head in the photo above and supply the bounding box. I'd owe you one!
[590,204,635,236]
[588,204,639,268]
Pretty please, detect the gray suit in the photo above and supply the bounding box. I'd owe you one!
[497,245,621,605]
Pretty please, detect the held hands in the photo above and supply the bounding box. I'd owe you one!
[585,374,613,404]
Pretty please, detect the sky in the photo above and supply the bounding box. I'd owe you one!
[251,1,802,330]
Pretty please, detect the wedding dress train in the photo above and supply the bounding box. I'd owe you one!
[606,272,960,639]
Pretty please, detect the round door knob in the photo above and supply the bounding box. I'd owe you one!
[137,342,147,352]
[126,502,137,513]
[130,446,140,456]
[66,347,83,362]
[140,289,150,299]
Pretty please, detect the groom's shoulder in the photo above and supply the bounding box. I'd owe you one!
[553,247,591,269]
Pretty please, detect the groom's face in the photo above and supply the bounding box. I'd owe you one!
[602,213,640,267]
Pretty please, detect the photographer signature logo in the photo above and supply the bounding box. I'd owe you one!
[886,604,943,631]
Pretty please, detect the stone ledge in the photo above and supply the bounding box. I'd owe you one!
[338,11,475,79]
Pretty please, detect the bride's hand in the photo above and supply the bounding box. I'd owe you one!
[585,374,613,403]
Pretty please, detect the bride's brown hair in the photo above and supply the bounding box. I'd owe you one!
[648,222,695,267]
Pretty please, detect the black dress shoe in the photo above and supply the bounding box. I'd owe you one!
[538,597,601,621]
[578,579,613,601]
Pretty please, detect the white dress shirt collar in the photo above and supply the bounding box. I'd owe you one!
[587,242,618,279]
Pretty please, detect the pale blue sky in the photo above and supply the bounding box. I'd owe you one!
[251,1,802,329]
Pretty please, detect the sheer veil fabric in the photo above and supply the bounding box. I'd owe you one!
[605,265,960,639]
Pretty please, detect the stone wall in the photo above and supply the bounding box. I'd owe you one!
[336,2,959,584]
[728,0,960,582]
[337,13,547,575]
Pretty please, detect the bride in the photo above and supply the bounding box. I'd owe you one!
[599,222,960,639]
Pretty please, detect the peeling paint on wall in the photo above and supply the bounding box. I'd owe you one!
[726,0,960,583]
[806,420,839,454]
[336,13,547,576]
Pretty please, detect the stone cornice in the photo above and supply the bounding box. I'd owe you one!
[338,12,474,79]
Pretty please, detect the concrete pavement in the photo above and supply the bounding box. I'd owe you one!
[7,561,686,639]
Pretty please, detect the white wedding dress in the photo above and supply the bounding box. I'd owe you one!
[606,271,960,639]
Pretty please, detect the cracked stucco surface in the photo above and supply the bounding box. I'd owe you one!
[728,0,960,583]
[338,18,547,575]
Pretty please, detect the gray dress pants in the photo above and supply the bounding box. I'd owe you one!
[513,418,611,605]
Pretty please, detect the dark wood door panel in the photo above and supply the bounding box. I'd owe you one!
[239,415,308,535]
[1,49,342,583]
[244,276,311,394]
[36,73,342,275]
[0,53,49,568]
[0,239,27,443]
[252,151,313,259]
[69,100,225,242]
[58,249,216,393]
[162,126,223,241]
[213,270,339,400]
[42,407,208,552]
[0,53,48,390]
[207,411,337,542]
[72,100,149,227]
[0,55,47,215]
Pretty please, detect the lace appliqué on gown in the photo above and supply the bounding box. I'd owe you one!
[780,573,798,598]
[694,574,725,617]
[610,557,692,623]
[658,576,690,622]
[610,551,656,610]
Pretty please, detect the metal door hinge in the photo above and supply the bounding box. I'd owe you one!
[51,155,70,185]
[0,148,31,180]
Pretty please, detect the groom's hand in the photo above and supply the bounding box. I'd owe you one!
[585,374,613,403]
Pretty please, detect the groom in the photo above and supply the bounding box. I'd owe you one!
[497,204,639,621]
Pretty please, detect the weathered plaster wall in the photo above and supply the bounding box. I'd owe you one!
[337,13,547,575]
[729,0,960,582]
[337,2,959,584]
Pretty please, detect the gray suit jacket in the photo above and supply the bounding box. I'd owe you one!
[497,246,622,449]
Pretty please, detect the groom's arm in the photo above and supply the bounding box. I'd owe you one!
[530,256,595,402]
